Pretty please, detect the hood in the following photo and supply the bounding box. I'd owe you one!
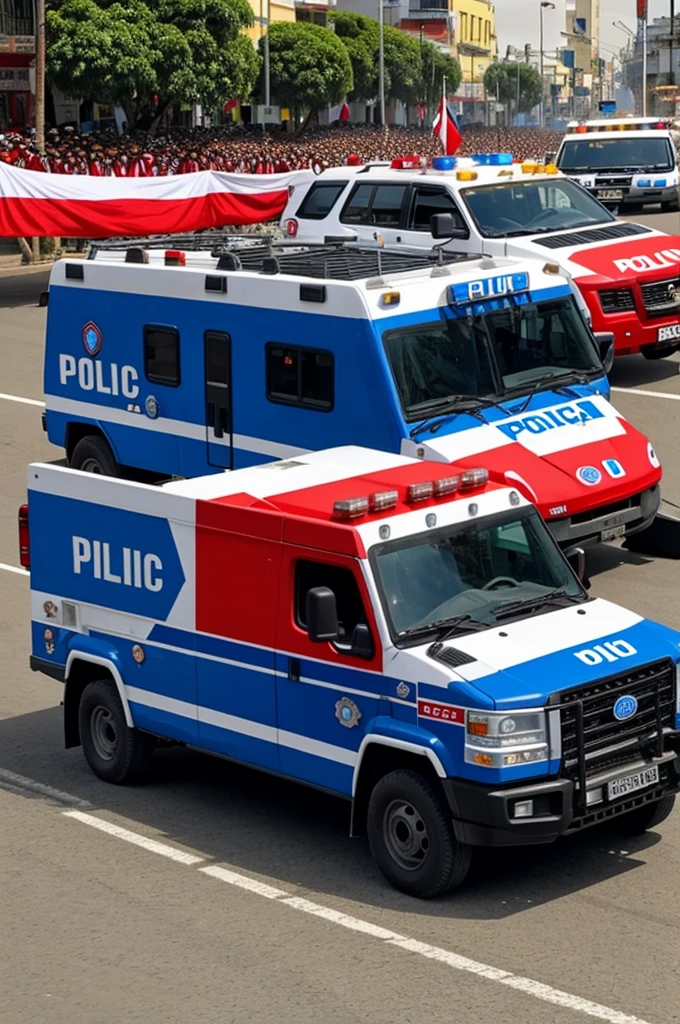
[404,393,661,515]
[506,227,680,286]
[428,599,680,709]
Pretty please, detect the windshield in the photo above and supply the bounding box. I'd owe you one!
[556,136,674,173]
[383,295,601,420]
[371,507,585,642]
[461,178,613,237]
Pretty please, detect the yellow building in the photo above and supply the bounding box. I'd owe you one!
[245,0,296,44]
[452,0,497,89]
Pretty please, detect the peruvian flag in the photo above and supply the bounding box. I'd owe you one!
[432,85,462,157]
[0,164,314,238]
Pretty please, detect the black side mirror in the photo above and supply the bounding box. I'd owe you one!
[430,212,467,240]
[306,586,338,642]
[567,547,591,589]
[38,291,49,308]
[594,332,615,375]
[349,623,374,660]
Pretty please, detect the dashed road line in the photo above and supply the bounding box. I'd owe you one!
[63,809,204,865]
[0,562,28,577]
[0,391,45,407]
[611,386,680,401]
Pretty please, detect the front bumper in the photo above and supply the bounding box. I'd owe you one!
[545,484,661,548]
[443,749,680,847]
[586,185,678,207]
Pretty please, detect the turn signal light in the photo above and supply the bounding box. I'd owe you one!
[382,291,401,306]
[473,753,494,766]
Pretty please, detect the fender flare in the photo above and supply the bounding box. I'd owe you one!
[352,731,448,798]
[65,650,134,728]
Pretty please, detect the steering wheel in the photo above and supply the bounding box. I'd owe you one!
[481,576,521,591]
[526,208,564,227]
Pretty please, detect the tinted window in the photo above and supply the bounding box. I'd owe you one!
[297,182,347,219]
[556,136,674,173]
[296,560,366,640]
[341,183,408,226]
[144,325,180,386]
[461,178,613,237]
[266,344,334,410]
[342,184,374,223]
[410,187,466,232]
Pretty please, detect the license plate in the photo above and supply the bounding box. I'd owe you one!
[600,524,626,543]
[598,189,624,200]
[607,765,659,801]
[657,323,680,343]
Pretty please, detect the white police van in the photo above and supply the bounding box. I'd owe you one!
[21,446,680,898]
[41,236,665,550]
[280,153,680,359]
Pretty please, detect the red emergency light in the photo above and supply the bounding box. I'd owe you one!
[390,156,421,170]
[18,504,29,569]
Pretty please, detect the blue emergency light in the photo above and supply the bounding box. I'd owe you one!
[432,156,456,171]
[472,153,513,166]
[655,179,668,187]
[450,272,530,305]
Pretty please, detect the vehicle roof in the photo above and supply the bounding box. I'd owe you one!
[309,162,568,192]
[164,446,522,556]
[566,117,678,130]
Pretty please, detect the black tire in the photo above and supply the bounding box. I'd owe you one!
[366,768,471,898]
[70,434,120,476]
[78,679,153,784]
[641,344,680,361]
[618,795,676,834]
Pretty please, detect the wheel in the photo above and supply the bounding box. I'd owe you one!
[617,795,676,834]
[70,435,120,476]
[641,344,680,361]
[366,769,471,898]
[78,679,153,784]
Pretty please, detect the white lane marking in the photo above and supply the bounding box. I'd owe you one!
[202,868,652,1024]
[63,810,204,865]
[0,392,45,407]
[0,768,90,808]
[0,562,28,576]
[611,386,680,401]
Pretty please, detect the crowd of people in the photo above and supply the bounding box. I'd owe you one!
[0,122,566,176]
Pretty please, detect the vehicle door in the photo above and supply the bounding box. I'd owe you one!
[204,330,232,469]
[400,184,473,252]
[274,548,384,796]
[338,182,410,245]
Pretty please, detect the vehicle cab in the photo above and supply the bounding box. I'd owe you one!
[42,238,661,550]
[281,154,680,359]
[23,447,680,898]
[555,118,680,212]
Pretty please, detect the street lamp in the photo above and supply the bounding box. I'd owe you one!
[539,1,555,127]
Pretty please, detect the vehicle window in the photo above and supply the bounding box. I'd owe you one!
[296,559,366,640]
[556,136,674,173]
[371,508,583,639]
[461,178,613,237]
[144,325,180,386]
[266,343,334,410]
[341,183,408,226]
[489,299,595,390]
[296,182,347,220]
[410,187,466,232]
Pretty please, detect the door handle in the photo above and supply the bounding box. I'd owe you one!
[289,657,300,682]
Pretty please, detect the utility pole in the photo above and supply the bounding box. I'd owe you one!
[539,2,555,127]
[671,0,675,89]
[379,0,386,129]
[31,0,46,263]
[264,0,270,109]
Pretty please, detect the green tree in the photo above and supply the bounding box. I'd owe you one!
[419,41,461,110]
[332,11,422,107]
[259,21,353,121]
[46,0,259,127]
[484,61,542,115]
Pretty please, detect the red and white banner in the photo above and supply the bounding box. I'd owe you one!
[0,163,315,238]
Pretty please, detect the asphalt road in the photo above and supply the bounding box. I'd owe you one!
[2,215,680,1024]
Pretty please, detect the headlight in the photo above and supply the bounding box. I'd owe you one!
[465,709,549,768]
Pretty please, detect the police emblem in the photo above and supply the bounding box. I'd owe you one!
[396,681,410,699]
[82,321,102,357]
[335,697,361,728]
[145,395,159,419]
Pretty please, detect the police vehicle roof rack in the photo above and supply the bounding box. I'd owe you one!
[87,232,271,258]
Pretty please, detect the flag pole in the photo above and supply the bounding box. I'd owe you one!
[442,75,446,153]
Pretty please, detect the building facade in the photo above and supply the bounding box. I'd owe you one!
[562,0,600,117]
[0,0,34,130]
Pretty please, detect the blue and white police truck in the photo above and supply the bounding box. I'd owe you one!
[21,446,680,897]
[41,237,663,551]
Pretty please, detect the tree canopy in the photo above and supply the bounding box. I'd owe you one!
[483,61,543,115]
[46,0,259,125]
[332,11,426,107]
[420,42,461,109]
[259,21,353,116]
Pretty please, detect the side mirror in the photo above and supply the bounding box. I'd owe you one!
[567,547,591,589]
[594,332,615,375]
[38,291,49,308]
[430,212,467,240]
[306,586,338,643]
[349,622,374,660]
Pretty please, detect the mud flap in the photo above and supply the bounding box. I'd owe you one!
[623,513,680,559]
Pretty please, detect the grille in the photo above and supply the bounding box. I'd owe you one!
[599,288,636,314]
[595,175,634,187]
[535,222,650,250]
[426,642,476,667]
[569,495,637,526]
[640,276,680,318]
[554,659,675,810]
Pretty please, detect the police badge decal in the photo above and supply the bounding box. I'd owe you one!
[335,697,361,728]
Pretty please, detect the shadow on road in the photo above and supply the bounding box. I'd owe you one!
[585,540,654,580]
[610,354,680,389]
[0,270,50,309]
[0,704,663,920]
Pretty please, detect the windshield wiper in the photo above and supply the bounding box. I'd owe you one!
[509,373,592,414]
[408,395,508,437]
[494,589,583,621]
[398,613,488,642]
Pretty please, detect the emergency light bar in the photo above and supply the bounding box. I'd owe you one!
[568,120,670,133]
[390,156,422,169]
[332,470,490,519]
[472,153,513,166]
